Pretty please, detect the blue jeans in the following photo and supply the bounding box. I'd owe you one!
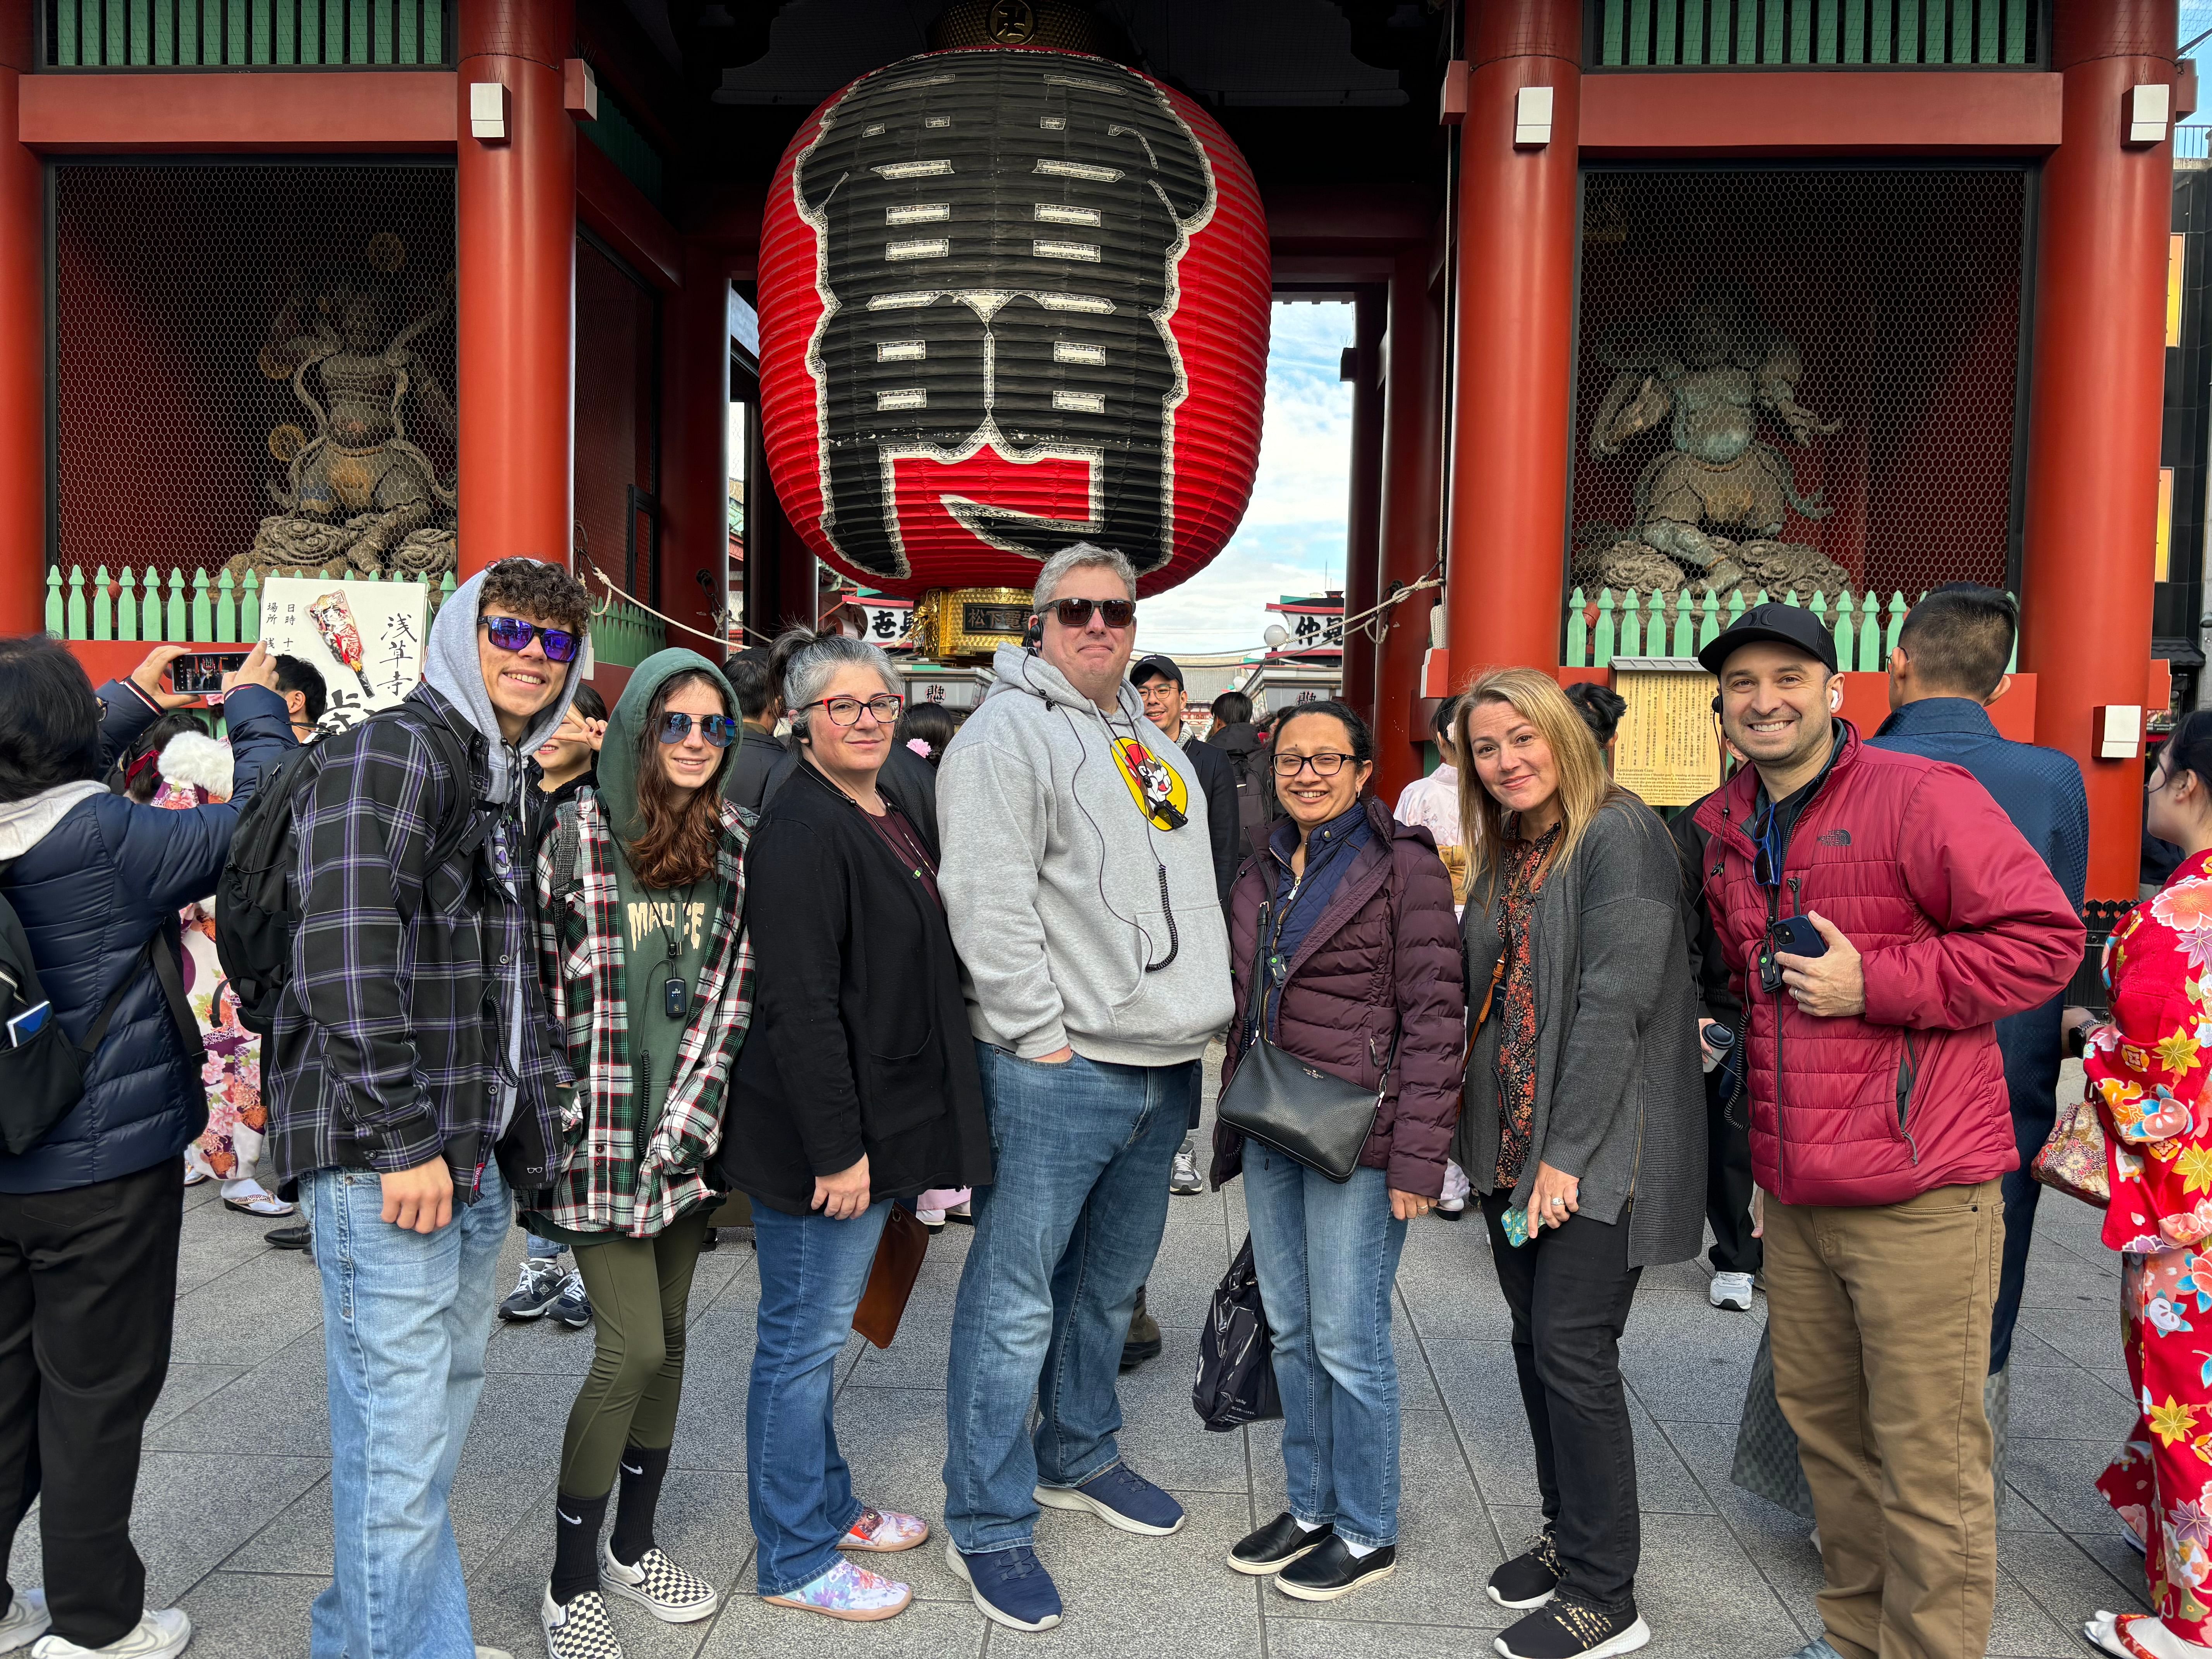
[305,1162,508,1659]
[526,1233,563,1262]
[1242,1149,1408,1549]
[747,1199,890,1596]
[943,1045,1195,1553]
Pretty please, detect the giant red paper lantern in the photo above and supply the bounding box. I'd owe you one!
[756,46,1271,613]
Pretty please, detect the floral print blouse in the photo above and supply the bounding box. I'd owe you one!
[1492,821,1562,1190]
[2090,848,2212,1254]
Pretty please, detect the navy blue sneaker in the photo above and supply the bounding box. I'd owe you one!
[549,1269,592,1329]
[945,1540,1061,1631]
[1034,1462,1185,1537]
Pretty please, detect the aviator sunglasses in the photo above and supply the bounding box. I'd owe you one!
[658,712,742,747]
[1048,596,1136,630]
[479,615,582,663]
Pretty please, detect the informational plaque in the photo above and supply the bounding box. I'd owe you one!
[1611,659,1723,807]
[258,577,430,734]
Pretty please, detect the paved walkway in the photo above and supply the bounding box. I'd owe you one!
[9,1055,2151,1657]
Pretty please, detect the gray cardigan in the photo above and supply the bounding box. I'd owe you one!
[1456,795,1707,1267]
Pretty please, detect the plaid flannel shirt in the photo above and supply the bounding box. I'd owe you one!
[265,685,570,1190]
[529,789,754,1237]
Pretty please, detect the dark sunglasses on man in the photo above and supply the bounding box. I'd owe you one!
[657,712,743,747]
[1045,596,1135,630]
[479,615,582,664]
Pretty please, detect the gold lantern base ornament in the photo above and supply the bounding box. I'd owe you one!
[912,587,1036,661]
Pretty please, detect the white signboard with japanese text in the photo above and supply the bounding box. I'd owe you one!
[258,577,429,734]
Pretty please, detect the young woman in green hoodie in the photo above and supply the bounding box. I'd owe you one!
[524,649,754,1659]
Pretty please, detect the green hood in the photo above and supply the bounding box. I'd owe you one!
[598,647,738,848]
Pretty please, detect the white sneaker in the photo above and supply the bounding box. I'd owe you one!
[0,1592,49,1656]
[1709,1271,1755,1312]
[30,1608,190,1658]
[1170,1144,1203,1195]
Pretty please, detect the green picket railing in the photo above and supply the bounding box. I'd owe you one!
[44,562,665,670]
[46,0,450,67]
[1564,585,2020,673]
[1592,0,2040,68]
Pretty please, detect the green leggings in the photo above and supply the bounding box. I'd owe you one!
[558,1210,711,1501]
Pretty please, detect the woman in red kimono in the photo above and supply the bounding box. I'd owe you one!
[2077,710,2212,1659]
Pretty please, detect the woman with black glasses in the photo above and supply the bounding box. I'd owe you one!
[527,649,753,1659]
[1455,667,1704,1659]
[1211,700,1462,1602]
[714,628,992,1624]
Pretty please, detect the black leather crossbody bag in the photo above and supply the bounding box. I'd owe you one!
[1216,899,1400,1183]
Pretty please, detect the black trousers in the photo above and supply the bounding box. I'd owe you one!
[1705,1065,1762,1276]
[0,1156,183,1648]
[1483,1193,1644,1609]
[1990,1086,2056,1374]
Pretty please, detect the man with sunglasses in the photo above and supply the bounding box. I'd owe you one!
[266,557,592,1659]
[1691,603,2080,1659]
[936,544,1233,1633]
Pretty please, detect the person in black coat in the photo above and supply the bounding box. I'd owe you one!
[721,647,788,815]
[713,629,990,1624]
[1132,654,1240,906]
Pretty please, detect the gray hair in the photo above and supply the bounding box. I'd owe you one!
[780,631,902,735]
[1033,543,1138,613]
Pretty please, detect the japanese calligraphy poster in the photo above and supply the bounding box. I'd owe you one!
[258,577,429,734]
[1613,668,1724,807]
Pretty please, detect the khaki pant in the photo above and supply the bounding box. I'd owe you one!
[1764,1178,2003,1659]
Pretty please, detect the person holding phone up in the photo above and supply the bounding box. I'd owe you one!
[1451,668,1705,1659]
[1693,605,2081,1659]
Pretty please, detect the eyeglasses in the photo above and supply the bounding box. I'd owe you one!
[1272,752,1356,778]
[800,693,905,727]
[480,616,581,664]
[1048,597,1136,630]
[657,712,742,747]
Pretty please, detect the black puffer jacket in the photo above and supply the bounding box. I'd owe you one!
[0,681,293,1194]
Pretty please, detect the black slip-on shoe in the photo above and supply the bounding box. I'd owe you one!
[1274,1536,1395,1601]
[1488,1525,1564,1608]
[1228,1513,1334,1576]
[1493,1594,1651,1658]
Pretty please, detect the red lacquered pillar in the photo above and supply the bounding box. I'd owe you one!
[456,0,577,576]
[1445,0,1580,681]
[2018,0,2176,900]
[1374,243,1444,807]
[657,241,732,643]
[0,0,43,633]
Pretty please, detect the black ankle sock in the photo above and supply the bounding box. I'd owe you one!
[610,1444,670,1567]
[551,1489,610,1605]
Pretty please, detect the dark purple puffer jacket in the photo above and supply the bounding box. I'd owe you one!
[1210,795,1465,1196]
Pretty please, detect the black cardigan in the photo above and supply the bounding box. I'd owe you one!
[712,756,992,1214]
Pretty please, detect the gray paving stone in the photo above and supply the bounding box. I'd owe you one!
[173,1569,326,1659]
[696,1591,985,1659]
[167,1248,326,1365]
[141,1361,251,1438]
[173,1191,289,1296]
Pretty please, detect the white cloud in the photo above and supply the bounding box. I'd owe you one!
[1141,301,1353,653]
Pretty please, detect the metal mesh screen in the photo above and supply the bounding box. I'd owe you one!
[53,161,458,586]
[573,236,659,606]
[1570,167,2025,614]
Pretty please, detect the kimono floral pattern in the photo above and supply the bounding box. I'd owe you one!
[2091,848,2212,1640]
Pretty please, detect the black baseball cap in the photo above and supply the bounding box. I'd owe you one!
[1130,653,1185,689]
[1695,603,1838,677]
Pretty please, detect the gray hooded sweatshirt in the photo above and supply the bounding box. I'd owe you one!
[422,568,584,1132]
[937,646,1232,1068]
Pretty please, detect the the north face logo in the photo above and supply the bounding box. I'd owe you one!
[1818,828,1852,848]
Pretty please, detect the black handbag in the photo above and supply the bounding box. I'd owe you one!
[1192,1233,1281,1430]
[1215,899,1400,1183]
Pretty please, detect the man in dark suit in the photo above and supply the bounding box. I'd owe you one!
[1870,584,2089,1411]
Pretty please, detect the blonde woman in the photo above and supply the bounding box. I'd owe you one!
[1454,668,1704,1659]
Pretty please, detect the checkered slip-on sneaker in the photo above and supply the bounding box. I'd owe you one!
[599,1544,719,1624]
[539,1587,622,1659]
[839,1506,930,1553]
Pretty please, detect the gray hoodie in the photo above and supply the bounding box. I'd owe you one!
[938,646,1232,1068]
[421,567,585,1133]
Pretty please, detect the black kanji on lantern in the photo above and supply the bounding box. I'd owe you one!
[792,52,1214,580]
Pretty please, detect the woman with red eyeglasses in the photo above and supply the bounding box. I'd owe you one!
[524,649,754,1659]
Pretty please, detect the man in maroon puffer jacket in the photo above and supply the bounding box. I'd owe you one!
[1692,605,2081,1659]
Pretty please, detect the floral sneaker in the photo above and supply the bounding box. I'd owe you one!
[762,1559,913,1623]
[839,1506,931,1553]
[599,1544,719,1623]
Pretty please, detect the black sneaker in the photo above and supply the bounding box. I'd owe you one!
[1274,1535,1395,1601]
[1228,1513,1333,1576]
[1489,1525,1565,1608]
[1493,1593,1651,1658]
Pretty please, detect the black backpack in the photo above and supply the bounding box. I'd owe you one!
[0,887,202,1156]
[1222,745,1274,865]
[215,704,484,1038]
